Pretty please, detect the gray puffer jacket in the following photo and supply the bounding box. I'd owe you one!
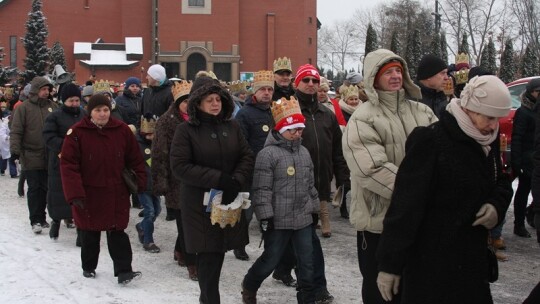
[252,131,320,230]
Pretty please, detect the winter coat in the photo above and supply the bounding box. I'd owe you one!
[10,92,58,170]
[234,95,273,157]
[377,110,513,304]
[511,93,536,176]
[60,116,146,231]
[151,104,186,209]
[252,131,320,229]
[42,106,85,220]
[137,134,153,193]
[272,82,295,100]
[0,117,10,159]
[170,82,254,253]
[417,81,448,119]
[342,49,438,233]
[115,89,142,129]
[296,90,350,201]
[530,102,540,214]
[141,81,174,117]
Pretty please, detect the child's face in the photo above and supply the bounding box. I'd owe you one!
[281,128,304,140]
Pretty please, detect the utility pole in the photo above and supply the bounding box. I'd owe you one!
[434,0,442,32]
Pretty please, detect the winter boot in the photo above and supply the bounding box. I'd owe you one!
[234,247,250,261]
[165,207,176,221]
[514,225,531,238]
[320,201,331,238]
[118,271,142,285]
[49,220,60,240]
[83,270,96,278]
[31,223,42,234]
[64,219,76,229]
[241,282,257,304]
[187,265,198,281]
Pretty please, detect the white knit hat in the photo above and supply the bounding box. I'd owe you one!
[460,75,511,118]
[147,64,166,83]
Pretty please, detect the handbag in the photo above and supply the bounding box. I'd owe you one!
[486,245,499,283]
[122,168,138,194]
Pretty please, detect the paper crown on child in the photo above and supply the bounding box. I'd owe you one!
[271,96,306,134]
[273,57,292,73]
[171,80,193,101]
[140,113,158,134]
[342,85,360,101]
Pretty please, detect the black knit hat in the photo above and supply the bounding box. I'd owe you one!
[61,83,81,102]
[526,78,540,93]
[417,54,447,81]
[86,94,111,116]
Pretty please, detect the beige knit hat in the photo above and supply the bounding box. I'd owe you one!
[460,75,511,118]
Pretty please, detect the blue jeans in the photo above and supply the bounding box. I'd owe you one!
[1,157,17,177]
[490,218,506,239]
[244,226,316,303]
[138,193,161,244]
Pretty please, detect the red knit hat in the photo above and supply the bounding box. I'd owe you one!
[294,64,320,87]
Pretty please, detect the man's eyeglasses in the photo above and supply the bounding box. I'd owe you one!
[301,78,320,84]
[288,127,305,135]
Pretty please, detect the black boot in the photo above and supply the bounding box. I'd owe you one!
[340,202,349,219]
[514,225,531,238]
[233,247,249,261]
[118,271,142,285]
[49,220,60,240]
[165,207,176,221]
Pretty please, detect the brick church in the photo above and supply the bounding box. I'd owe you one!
[0,0,318,84]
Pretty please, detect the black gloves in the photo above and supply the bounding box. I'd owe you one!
[72,199,84,209]
[219,173,241,205]
[312,213,319,226]
[11,154,19,161]
[260,218,274,234]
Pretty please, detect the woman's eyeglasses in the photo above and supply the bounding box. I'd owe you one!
[301,78,320,84]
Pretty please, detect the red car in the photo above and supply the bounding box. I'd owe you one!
[499,76,540,173]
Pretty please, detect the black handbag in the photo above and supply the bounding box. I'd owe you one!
[486,245,499,283]
[122,168,138,194]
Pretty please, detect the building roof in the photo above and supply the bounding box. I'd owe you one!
[74,37,142,69]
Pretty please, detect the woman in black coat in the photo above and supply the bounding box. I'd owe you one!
[376,76,514,304]
[42,83,85,240]
[170,77,254,304]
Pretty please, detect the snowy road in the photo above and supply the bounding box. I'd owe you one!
[0,176,538,303]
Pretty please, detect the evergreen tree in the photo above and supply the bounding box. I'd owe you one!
[430,31,442,59]
[21,0,49,82]
[440,32,448,65]
[390,31,401,56]
[49,41,67,74]
[499,38,516,83]
[326,70,334,81]
[480,37,497,74]
[459,33,469,54]
[365,23,378,56]
[405,29,422,80]
[521,44,540,77]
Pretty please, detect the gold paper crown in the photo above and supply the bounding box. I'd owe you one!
[456,53,470,66]
[227,81,248,94]
[273,57,292,73]
[211,205,242,228]
[140,115,157,134]
[253,70,274,92]
[342,85,360,100]
[455,69,470,85]
[171,80,193,101]
[271,96,301,125]
[93,79,111,95]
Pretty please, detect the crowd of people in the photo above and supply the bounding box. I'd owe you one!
[0,48,539,304]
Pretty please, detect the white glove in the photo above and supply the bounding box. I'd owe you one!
[472,203,498,229]
[377,271,400,302]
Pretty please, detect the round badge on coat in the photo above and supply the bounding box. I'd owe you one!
[66,129,73,135]
[145,148,151,155]
[287,166,295,176]
[48,107,52,112]
[262,125,269,132]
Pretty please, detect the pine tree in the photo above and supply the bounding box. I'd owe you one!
[480,37,497,74]
[459,33,469,54]
[405,29,422,80]
[440,32,448,65]
[390,31,401,56]
[365,23,378,56]
[499,38,516,83]
[21,0,49,82]
[521,44,540,77]
[430,31,442,59]
[49,41,67,74]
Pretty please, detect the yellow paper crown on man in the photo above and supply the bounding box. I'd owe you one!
[252,70,274,92]
[273,57,292,73]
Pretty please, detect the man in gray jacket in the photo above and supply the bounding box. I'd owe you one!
[10,76,58,234]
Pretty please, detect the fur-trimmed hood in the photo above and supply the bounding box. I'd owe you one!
[187,82,234,125]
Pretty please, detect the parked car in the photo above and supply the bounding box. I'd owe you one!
[499,76,540,173]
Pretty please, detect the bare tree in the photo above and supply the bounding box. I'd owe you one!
[511,0,540,59]
[317,19,362,77]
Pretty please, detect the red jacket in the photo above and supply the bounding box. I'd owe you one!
[60,116,146,231]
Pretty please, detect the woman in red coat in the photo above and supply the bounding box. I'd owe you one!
[60,94,146,285]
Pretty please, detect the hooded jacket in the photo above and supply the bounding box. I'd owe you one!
[252,131,320,230]
[10,77,58,170]
[342,49,438,233]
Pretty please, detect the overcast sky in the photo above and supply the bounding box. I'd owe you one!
[316,0,388,26]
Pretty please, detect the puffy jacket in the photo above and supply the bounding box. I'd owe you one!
[141,80,173,117]
[234,95,273,157]
[342,49,438,233]
[115,89,142,128]
[252,131,320,229]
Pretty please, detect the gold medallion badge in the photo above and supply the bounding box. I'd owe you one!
[262,125,269,132]
[287,166,295,176]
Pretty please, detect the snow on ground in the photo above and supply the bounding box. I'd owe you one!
[0,176,539,304]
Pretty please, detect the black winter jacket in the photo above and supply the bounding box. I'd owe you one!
[296,90,350,201]
[377,110,513,304]
[417,82,448,119]
[511,93,536,176]
[141,81,173,117]
[115,89,142,128]
[234,96,273,157]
